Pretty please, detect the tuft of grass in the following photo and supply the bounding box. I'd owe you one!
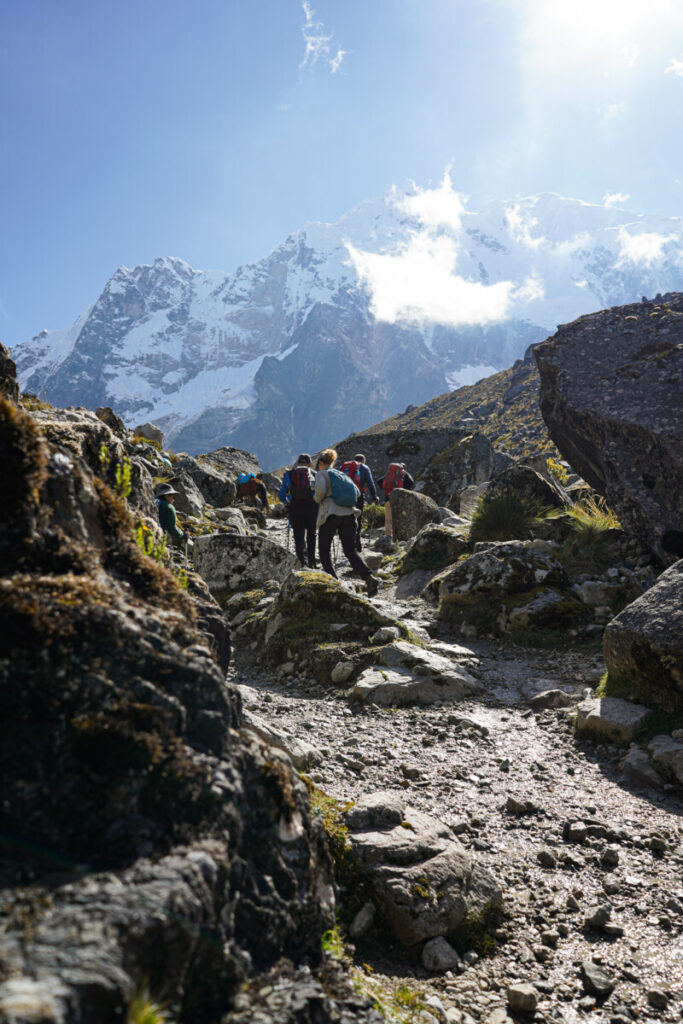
[321,924,349,961]
[127,987,169,1024]
[469,492,555,543]
[567,494,620,533]
[301,776,354,879]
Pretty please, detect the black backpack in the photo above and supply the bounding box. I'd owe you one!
[289,466,314,501]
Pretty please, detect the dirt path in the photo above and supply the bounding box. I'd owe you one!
[229,533,683,1023]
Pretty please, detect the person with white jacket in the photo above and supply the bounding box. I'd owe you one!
[314,448,379,596]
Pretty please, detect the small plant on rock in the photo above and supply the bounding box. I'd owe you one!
[126,987,169,1024]
[567,494,620,533]
[469,492,554,543]
[546,456,569,485]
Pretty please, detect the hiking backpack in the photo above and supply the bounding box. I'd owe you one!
[341,460,362,489]
[327,468,360,507]
[289,466,314,501]
[236,472,255,486]
[384,463,405,497]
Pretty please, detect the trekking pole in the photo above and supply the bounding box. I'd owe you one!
[369,503,376,535]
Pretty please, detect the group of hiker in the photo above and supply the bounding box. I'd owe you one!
[154,451,414,597]
[278,450,414,596]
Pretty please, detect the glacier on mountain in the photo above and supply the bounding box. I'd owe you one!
[13,180,683,467]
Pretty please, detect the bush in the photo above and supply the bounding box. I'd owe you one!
[560,496,622,574]
[469,493,555,543]
[567,494,620,533]
[362,502,384,530]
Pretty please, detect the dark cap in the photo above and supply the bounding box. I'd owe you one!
[297,453,312,465]
[354,453,366,462]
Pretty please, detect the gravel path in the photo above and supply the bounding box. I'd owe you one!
[230,517,683,1022]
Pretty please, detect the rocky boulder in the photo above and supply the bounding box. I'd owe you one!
[389,488,442,541]
[484,462,569,510]
[575,697,652,744]
[418,431,498,506]
[175,453,237,507]
[602,559,683,711]
[0,342,19,401]
[401,523,470,574]
[168,469,206,517]
[0,395,337,1022]
[349,640,480,706]
[133,420,165,447]
[193,532,299,602]
[535,295,683,564]
[96,405,127,438]
[435,540,586,636]
[343,793,502,947]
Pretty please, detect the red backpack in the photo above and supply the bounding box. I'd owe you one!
[384,463,404,497]
[341,460,362,489]
[289,466,314,501]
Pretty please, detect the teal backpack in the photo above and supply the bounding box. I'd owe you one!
[327,468,359,507]
[237,472,255,485]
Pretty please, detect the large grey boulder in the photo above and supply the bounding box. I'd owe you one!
[484,463,569,509]
[175,454,237,507]
[0,342,19,401]
[402,523,470,573]
[418,431,496,506]
[390,488,442,541]
[133,420,164,447]
[168,470,205,517]
[602,560,683,711]
[344,795,502,947]
[202,445,260,479]
[576,697,652,744]
[648,735,683,787]
[535,295,683,564]
[193,533,298,601]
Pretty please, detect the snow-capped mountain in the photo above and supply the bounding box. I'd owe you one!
[13,181,683,466]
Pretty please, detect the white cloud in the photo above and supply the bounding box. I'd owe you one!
[398,170,467,232]
[600,101,627,122]
[515,275,545,303]
[299,2,346,75]
[665,57,683,76]
[603,192,631,207]
[346,233,516,328]
[617,227,675,266]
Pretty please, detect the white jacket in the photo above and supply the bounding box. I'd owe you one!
[314,469,359,529]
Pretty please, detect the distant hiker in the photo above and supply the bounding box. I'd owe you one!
[314,448,380,596]
[236,471,268,511]
[155,483,189,546]
[377,462,415,539]
[279,453,318,568]
[340,452,378,552]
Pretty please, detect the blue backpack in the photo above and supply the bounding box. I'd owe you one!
[236,472,255,485]
[327,468,359,507]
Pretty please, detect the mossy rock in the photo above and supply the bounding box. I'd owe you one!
[402,524,470,574]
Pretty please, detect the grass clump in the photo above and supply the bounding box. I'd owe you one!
[362,502,385,530]
[127,987,169,1024]
[567,494,620,533]
[321,924,349,961]
[302,776,354,879]
[469,492,555,543]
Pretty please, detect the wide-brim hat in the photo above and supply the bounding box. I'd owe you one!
[297,453,312,465]
[155,482,178,497]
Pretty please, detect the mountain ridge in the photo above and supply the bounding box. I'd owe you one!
[13,183,683,465]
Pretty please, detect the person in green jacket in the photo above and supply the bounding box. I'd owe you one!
[155,483,188,546]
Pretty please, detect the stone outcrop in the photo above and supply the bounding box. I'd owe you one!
[602,559,683,711]
[0,396,338,1023]
[133,420,165,446]
[343,792,502,948]
[402,523,470,573]
[535,294,683,564]
[350,640,480,706]
[193,532,299,601]
[389,488,443,541]
[168,468,206,516]
[575,697,652,744]
[0,342,19,401]
[174,452,238,507]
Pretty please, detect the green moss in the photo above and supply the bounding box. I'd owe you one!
[302,775,355,880]
[450,899,503,958]
[0,396,48,525]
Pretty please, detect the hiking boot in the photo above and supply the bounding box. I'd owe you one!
[365,575,379,597]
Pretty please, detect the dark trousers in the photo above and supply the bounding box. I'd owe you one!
[354,493,365,550]
[289,501,318,566]
[319,514,371,580]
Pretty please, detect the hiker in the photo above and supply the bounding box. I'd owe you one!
[377,462,415,539]
[314,448,380,596]
[340,452,378,552]
[279,453,318,568]
[155,482,189,547]
[236,471,268,511]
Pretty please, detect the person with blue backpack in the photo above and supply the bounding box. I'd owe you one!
[314,448,380,596]
[279,453,318,568]
[340,453,378,552]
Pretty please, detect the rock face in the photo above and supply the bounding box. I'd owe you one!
[602,559,683,711]
[0,396,336,1023]
[535,294,683,564]
[193,532,299,601]
[343,792,502,947]
[0,343,20,401]
[390,488,443,541]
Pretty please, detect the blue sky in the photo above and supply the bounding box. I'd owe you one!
[2,0,683,345]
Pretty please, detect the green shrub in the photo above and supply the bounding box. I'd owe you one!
[469,493,555,543]
[127,987,168,1024]
[560,496,622,574]
[362,502,384,530]
[567,494,620,533]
